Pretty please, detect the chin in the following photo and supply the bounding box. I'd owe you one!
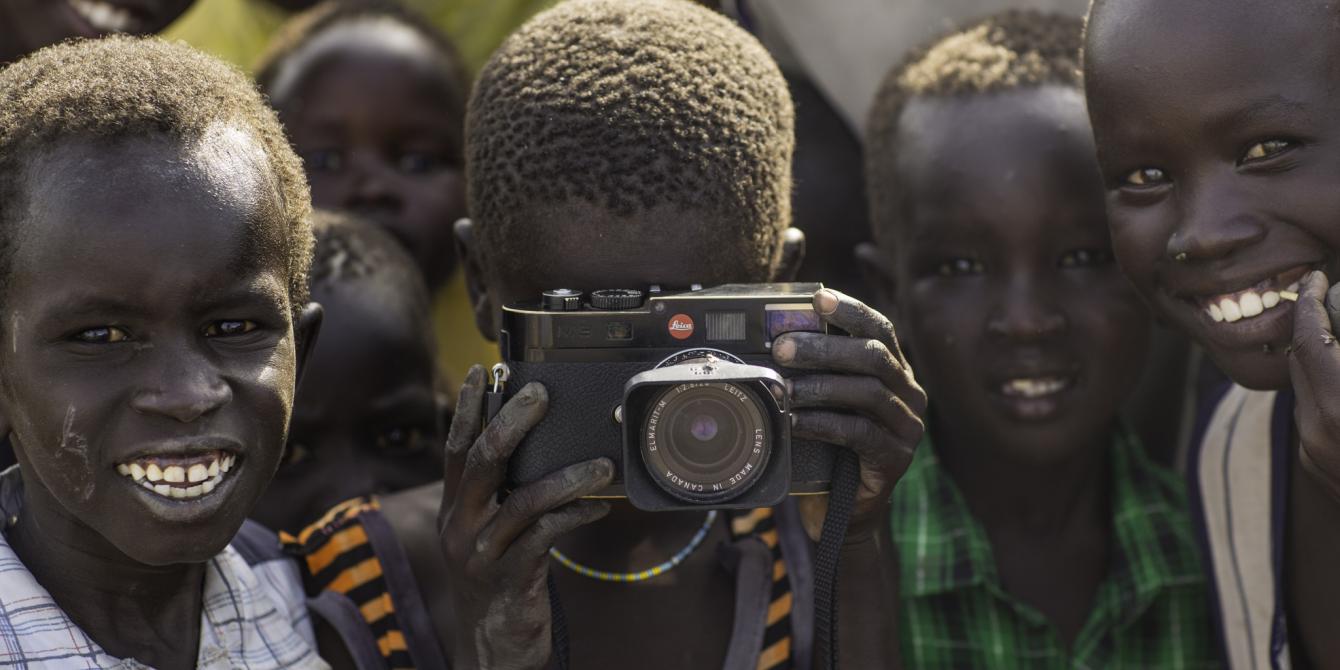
[1209,352,1292,392]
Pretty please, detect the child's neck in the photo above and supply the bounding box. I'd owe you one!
[932,421,1110,538]
[8,478,205,670]
[553,501,719,571]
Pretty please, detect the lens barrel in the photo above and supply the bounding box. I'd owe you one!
[640,381,771,503]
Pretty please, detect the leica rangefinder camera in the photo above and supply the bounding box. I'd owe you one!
[498,283,837,511]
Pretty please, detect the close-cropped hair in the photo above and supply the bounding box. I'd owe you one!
[865,10,1084,244]
[255,0,470,165]
[310,209,431,318]
[0,36,313,312]
[466,0,795,280]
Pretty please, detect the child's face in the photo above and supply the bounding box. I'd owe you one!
[0,133,309,564]
[252,274,444,533]
[279,24,466,289]
[869,87,1149,462]
[0,0,195,55]
[1086,0,1340,390]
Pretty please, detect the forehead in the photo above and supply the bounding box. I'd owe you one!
[1087,0,1340,128]
[893,87,1102,233]
[11,132,288,302]
[271,19,453,108]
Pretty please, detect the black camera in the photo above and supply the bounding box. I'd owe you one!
[497,283,836,511]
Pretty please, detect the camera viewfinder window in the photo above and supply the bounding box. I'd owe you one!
[765,304,823,340]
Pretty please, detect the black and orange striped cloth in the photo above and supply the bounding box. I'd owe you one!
[282,498,802,670]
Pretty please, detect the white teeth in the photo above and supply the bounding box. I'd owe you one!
[1002,377,1068,399]
[1220,298,1243,323]
[1209,303,1224,322]
[1240,291,1264,318]
[1263,291,1281,309]
[119,453,231,500]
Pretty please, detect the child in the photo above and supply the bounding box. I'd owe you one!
[0,0,197,64]
[0,36,330,667]
[285,1,925,667]
[255,0,495,388]
[1084,0,1340,665]
[860,11,1216,667]
[251,211,446,534]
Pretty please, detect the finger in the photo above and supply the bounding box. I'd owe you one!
[791,409,919,473]
[1327,280,1340,335]
[773,331,908,392]
[441,366,488,523]
[789,373,927,429]
[475,458,615,561]
[456,382,549,518]
[509,500,612,565]
[812,288,908,367]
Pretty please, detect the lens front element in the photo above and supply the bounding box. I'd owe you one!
[642,382,771,503]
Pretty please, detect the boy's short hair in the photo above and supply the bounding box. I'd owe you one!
[255,0,470,164]
[310,209,431,320]
[0,36,313,311]
[467,0,794,279]
[865,10,1083,244]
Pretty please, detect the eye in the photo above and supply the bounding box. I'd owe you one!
[303,149,344,173]
[1059,248,1113,268]
[936,257,985,277]
[375,427,425,453]
[397,152,441,175]
[73,326,130,343]
[1240,139,1295,164]
[281,441,311,470]
[1123,167,1168,187]
[204,320,258,337]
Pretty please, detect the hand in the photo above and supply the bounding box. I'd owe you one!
[773,289,926,542]
[438,366,615,670]
[1289,271,1340,502]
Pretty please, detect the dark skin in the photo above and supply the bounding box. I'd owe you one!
[380,200,922,669]
[858,86,1150,645]
[270,20,467,290]
[251,273,445,534]
[0,0,196,64]
[0,133,320,669]
[1085,0,1340,662]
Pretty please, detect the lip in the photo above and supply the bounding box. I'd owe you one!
[111,437,246,524]
[111,436,242,465]
[1163,261,1320,351]
[985,364,1082,422]
[1166,261,1319,300]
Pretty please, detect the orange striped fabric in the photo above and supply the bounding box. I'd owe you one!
[730,507,795,670]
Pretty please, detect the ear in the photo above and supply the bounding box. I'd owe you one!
[454,218,498,341]
[855,242,899,318]
[292,302,324,390]
[772,227,806,282]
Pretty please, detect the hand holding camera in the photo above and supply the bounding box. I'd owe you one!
[773,288,926,542]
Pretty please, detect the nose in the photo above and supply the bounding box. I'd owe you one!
[1167,177,1267,261]
[343,151,401,214]
[130,345,232,423]
[986,275,1067,342]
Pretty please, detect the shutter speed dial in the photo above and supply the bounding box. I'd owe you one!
[589,289,644,310]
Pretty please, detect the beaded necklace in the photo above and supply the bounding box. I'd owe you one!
[548,510,718,582]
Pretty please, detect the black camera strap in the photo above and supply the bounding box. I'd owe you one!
[813,449,860,670]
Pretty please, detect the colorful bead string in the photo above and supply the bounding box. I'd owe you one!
[548,510,718,582]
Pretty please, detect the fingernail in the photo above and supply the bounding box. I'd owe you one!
[773,336,796,363]
[592,457,614,479]
[815,289,839,316]
[466,365,486,387]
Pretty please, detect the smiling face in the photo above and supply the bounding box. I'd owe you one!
[252,274,443,534]
[1086,0,1340,390]
[0,132,306,565]
[0,0,196,62]
[273,20,466,289]
[871,87,1149,463]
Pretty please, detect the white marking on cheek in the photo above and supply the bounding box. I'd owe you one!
[10,312,20,354]
[57,405,95,502]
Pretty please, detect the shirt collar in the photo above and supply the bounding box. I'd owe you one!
[901,429,1204,610]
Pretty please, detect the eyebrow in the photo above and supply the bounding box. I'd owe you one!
[1207,95,1309,135]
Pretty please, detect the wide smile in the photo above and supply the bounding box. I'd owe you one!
[988,369,1080,421]
[63,0,146,34]
[1172,264,1316,349]
[116,450,236,501]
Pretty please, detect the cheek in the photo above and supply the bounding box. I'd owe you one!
[902,284,984,393]
[1107,203,1169,294]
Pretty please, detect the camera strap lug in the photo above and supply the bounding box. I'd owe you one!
[485,362,511,423]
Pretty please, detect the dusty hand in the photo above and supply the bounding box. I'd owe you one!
[1289,271,1340,502]
[438,366,614,670]
[772,289,926,542]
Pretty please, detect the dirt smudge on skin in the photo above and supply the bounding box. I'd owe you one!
[56,405,95,503]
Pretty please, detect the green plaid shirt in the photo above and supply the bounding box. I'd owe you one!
[891,431,1219,669]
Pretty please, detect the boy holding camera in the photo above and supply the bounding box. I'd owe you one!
[284,0,924,667]
[859,12,1217,667]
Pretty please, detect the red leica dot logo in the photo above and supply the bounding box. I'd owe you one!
[668,313,695,340]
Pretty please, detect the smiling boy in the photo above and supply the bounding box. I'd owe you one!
[0,37,326,668]
[861,11,1216,667]
[1084,0,1340,665]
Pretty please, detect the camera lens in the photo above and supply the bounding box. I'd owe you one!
[641,382,771,503]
